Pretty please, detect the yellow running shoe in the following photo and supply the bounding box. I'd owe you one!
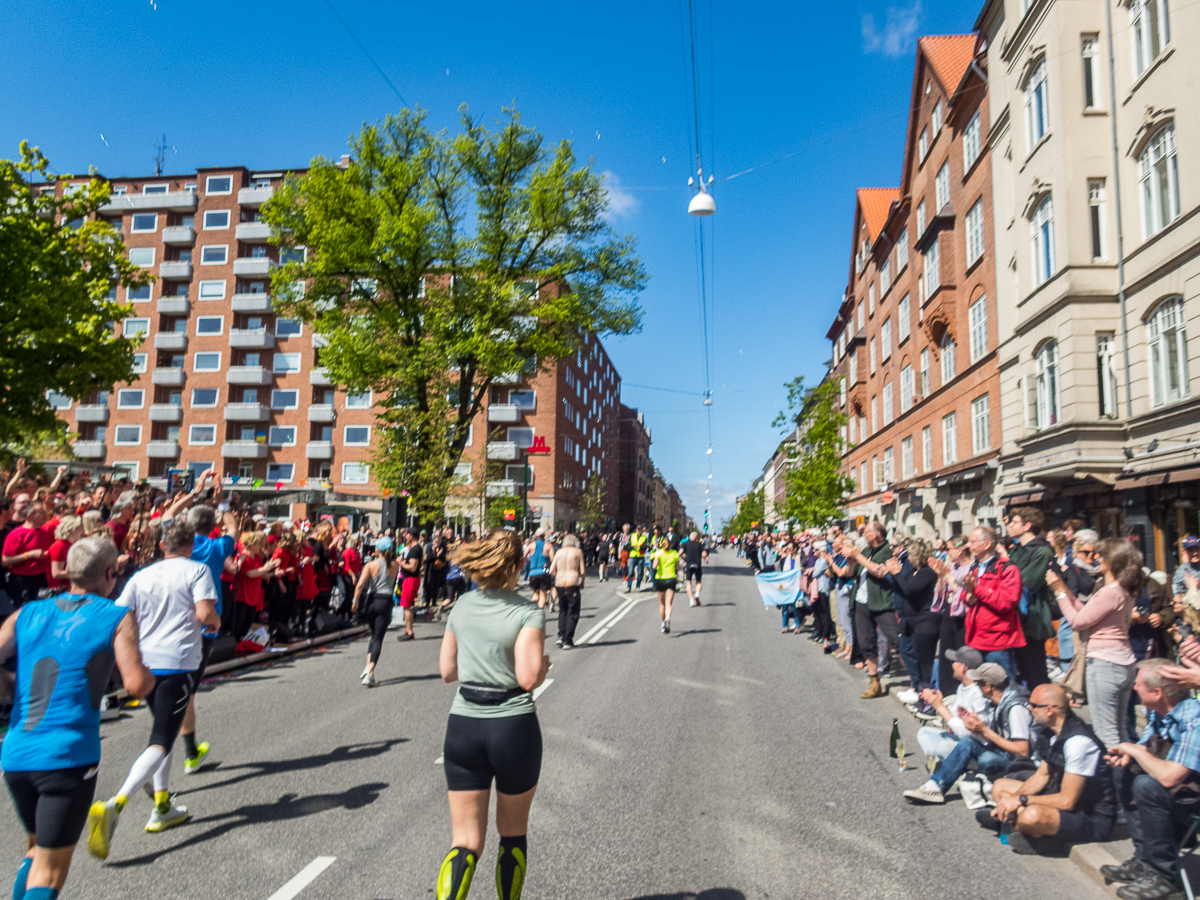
[86,798,120,860]
[184,741,210,775]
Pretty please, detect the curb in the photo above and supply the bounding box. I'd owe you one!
[1070,844,1123,898]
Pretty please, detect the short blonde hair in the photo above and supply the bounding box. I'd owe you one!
[55,514,83,542]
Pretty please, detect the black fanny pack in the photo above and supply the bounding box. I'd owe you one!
[459,682,529,705]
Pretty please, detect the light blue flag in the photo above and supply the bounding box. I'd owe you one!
[755,568,803,607]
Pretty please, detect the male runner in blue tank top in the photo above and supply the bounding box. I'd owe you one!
[0,536,155,900]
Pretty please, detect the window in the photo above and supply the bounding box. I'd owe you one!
[1139,124,1180,238]
[870,396,878,434]
[198,280,225,300]
[123,317,149,338]
[862,461,869,492]
[507,427,534,448]
[932,100,944,137]
[200,245,228,265]
[268,426,296,446]
[453,462,473,485]
[279,247,307,264]
[964,110,982,170]
[196,316,223,335]
[839,378,847,407]
[267,463,295,483]
[942,412,958,465]
[920,348,930,396]
[1025,60,1050,148]
[849,416,857,445]
[880,258,891,295]
[922,425,933,472]
[969,296,988,362]
[129,247,155,268]
[1147,297,1189,407]
[1089,179,1108,260]
[132,353,148,374]
[1035,340,1061,428]
[188,425,216,445]
[849,353,858,385]
[935,161,950,211]
[1082,35,1101,108]
[869,337,877,373]
[345,391,371,409]
[206,175,233,194]
[902,436,914,479]
[273,353,301,373]
[1032,196,1055,286]
[509,390,536,409]
[898,294,910,341]
[881,318,892,360]
[128,285,151,302]
[111,185,127,196]
[506,465,533,488]
[869,283,876,315]
[896,228,909,270]
[1131,0,1171,76]
[972,394,991,454]
[924,237,941,295]
[275,318,302,338]
[203,210,230,230]
[142,184,167,195]
[856,301,864,331]
[114,425,141,445]
[1097,334,1119,418]
[940,333,956,384]
[191,388,218,407]
[916,200,926,235]
[271,390,298,409]
[342,462,370,484]
[130,213,157,233]
[900,365,914,412]
[194,352,221,372]
[117,389,144,409]
[344,425,370,446]
[882,382,894,425]
[966,198,985,266]
[883,447,895,483]
[918,126,929,161]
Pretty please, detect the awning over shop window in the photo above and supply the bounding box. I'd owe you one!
[1000,490,1046,505]
[934,465,989,488]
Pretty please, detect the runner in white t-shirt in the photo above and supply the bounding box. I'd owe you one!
[86,519,220,859]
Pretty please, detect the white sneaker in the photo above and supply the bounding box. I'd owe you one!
[361,672,377,687]
[902,781,945,805]
[145,803,190,832]
[895,688,919,705]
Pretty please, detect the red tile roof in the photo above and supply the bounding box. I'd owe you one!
[920,34,977,95]
[858,188,900,242]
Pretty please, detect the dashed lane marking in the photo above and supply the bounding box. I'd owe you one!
[265,856,336,900]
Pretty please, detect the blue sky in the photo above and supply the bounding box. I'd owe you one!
[2,0,979,525]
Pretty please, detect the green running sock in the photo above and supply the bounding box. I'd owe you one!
[436,847,477,900]
[495,835,526,900]
[13,856,31,900]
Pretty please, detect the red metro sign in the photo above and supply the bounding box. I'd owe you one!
[526,436,551,455]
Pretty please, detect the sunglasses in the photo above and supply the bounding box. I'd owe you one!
[1077,549,1096,557]
[1028,702,1064,710]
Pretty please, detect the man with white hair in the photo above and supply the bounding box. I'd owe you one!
[549,533,585,649]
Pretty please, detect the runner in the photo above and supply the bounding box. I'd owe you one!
[1,537,155,899]
[86,519,221,858]
[651,537,681,634]
[618,524,632,589]
[525,529,553,609]
[436,529,549,900]
[682,530,707,607]
[351,536,399,687]
[596,532,611,583]
[549,534,585,649]
[395,529,421,641]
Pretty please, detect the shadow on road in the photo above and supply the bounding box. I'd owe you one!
[374,673,443,687]
[623,891,745,900]
[670,629,722,638]
[108,781,390,867]
[174,739,407,797]
[696,602,736,607]
[583,639,638,648]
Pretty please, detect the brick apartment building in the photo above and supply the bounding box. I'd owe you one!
[829,35,1002,539]
[617,403,654,526]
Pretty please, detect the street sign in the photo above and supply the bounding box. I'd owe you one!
[751,520,759,528]
[527,436,551,454]
[503,509,516,521]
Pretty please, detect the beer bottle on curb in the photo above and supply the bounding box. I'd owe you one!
[889,718,901,759]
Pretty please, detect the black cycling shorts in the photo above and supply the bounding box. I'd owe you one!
[654,578,676,593]
[147,671,196,749]
[528,574,553,592]
[4,765,98,848]
[443,713,542,795]
[685,565,702,583]
[194,636,216,684]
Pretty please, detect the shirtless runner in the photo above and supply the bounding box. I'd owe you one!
[549,534,586,649]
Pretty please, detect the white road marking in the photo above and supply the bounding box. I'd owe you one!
[265,856,336,900]
[576,597,634,645]
[533,678,554,700]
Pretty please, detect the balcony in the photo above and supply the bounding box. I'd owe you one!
[223,403,268,421]
[73,441,106,459]
[226,366,272,385]
[307,404,336,422]
[305,440,334,459]
[229,327,275,349]
[493,372,521,385]
[159,261,193,281]
[309,368,332,386]
[231,293,272,313]
[487,404,521,423]
[154,332,187,351]
[148,404,183,422]
[222,441,268,459]
[161,225,195,245]
[146,440,180,458]
[235,222,271,242]
[157,297,190,315]
[486,480,517,497]
[74,405,109,423]
[487,441,519,461]
[100,192,197,213]
[151,367,185,386]
[312,333,329,348]
[238,186,274,207]
[233,257,275,277]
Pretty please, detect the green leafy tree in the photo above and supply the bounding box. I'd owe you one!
[485,492,521,531]
[577,475,606,531]
[776,376,854,528]
[0,143,151,447]
[723,488,765,537]
[264,106,647,521]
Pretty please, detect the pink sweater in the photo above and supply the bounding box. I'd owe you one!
[1059,580,1135,666]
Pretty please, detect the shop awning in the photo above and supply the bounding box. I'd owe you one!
[933,465,989,488]
[1000,490,1047,505]
[1116,467,1200,490]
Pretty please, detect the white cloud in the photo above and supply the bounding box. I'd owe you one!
[601,171,639,221]
[676,479,739,531]
[862,1,922,58]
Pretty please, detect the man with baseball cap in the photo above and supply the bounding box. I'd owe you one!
[1171,535,1200,611]
[904,661,1032,804]
[914,646,991,768]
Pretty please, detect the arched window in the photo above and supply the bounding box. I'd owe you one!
[1131,0,1171,76]
[1139,123,1180,238]
[1024,60,1050,149]
[1031,195,1055,286]
[940,331,956,385]
[1147,297,1189,407]
[1036,340,1061,429]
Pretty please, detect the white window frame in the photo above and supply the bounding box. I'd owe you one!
[198,280,226,300]
[883,446,895,483]
[920,348,930,396]
[1097,333,1119,418]
[193,351,222,373]
[870,396,878,434]
[123,317,150,338]
[191,388,219,408]
[268,426,297,447]
[453,462,473,485]
[270,389,299,409]
[898,294,910,342]
[881,258,891,295]
[130,213,158,234]
[131,353,148,374]
[1032,195,1055,287]
[924,236,941,295]
[902,436,914,479]
[188,424,217,446]
[1131,0,1171,77]
[128,247,155,268]
[200,245,228,266]
[896,228,909,271]
[1147,297,1189,408]
[942,412,958,465]
[869,337,877,373]
[849,353,858,385]
[966,198,985,266]
[343,425,371,446]
[869,282,876,315]
[916,200,926,236]
[882,382,894,426]
[275,318,303,338]
[113,424,142,446]
[195,315,224,336]
[1035,340,1061,429]
[932,100,943,137]
[1089,179,1108,260]
[941,333,956,385]
[141,184,167,195]
[1025,59,1050,150]
[127,285,152,302]
[507,427,534,448]
[969,296,988,363]
[900,365,914,412]
[918,126,929,162]
[881,318,892,361]
[205,175,233,195]
[273,352,301,373]
[202,209,231,230]
[935,161,950,211]
[116,389,144,409]
[972,393,991,455]
[964,109,982,170]
[345,391,372,409]
[1082,35,1102,109]
[856,301,865,331]
[266,463,296,483]
[922,425,932,472]
[342,462,370,484]
[1139,123,1180,239]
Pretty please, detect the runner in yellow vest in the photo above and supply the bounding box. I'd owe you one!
[651,537,681,633]
[625,528,649,593]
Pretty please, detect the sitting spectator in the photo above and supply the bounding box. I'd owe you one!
[1102,658,1200,900]
[987,684,1117,855]
[915,645,990,768]
[903,662,1031,805]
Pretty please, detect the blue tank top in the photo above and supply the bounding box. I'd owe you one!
[1,593,128,772]
[528,540,547,576]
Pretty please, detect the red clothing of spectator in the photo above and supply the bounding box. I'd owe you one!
[3,524,53,577]
[299,543,318,601]
[109,520,130,552]
[236,553,266,610]
[964,555,1026,651]
[342,547,363,581]
[43,517,60,537]
[46,539,72,589]
[272,547,297,583]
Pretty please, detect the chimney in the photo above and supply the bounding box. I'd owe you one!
[338,154,351,168]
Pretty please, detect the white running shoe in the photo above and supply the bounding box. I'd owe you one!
[145,803,190,833]
[895,688,919,705]
[361,672,377,687]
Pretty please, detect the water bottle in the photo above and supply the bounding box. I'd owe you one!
[889,718,901,758]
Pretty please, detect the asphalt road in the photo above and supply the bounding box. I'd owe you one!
[1,557,1111,900]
